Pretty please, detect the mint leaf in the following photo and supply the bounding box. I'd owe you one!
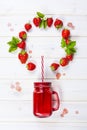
[65,47,76,54]
[9,45,17,52]
[65,48,72,54]
[12,37,20,45]
[7,37,20,52]
[39,19,47,29]
[37,12,45,18]
[61,38,66,48]
[43,20,47,29]
[7,41,13,46]
[70,48,76,53]
[39,20,44,28]
[67,41,76,49]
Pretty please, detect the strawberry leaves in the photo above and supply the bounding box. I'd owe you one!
[37,12,45,18]
[61,38,76,55]
[33,12,53,29]
[7,37,20,52]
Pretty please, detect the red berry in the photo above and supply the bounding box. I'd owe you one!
[50,63,60,71]
[18,50,28,64]
[65,39,71,45]
[62,29,70,39]
[19,31,27,40]
[47,18,53,27]
[60,57,69,66]
[33,17,41,27]
[26,62,36,71]
[24,23,32,31]
[17,41,26,49]
[66,54,73,61]
[54,19,63,29]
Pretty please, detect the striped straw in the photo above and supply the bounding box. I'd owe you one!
[41,56,44,82]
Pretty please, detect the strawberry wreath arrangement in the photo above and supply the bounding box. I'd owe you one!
[7,12,76,71]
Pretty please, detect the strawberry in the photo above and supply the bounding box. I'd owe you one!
[50,63,60,71]
[66,54,73,61]
[47,18,53,27]
[33,17,41,27]
[62,29,70,39]
[60,57,69,66]
[54,19,63,29]
[18,50,28,64]
[19,31,27,40]
[26,62,36,71]
[65,39,71,45]
[17,41,26,49]
[24,23,32,31]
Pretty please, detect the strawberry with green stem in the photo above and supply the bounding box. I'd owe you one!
[17,41,26,49]
[19,31,27,40]
[66,54,73,61]
[62,29,70,39]
[60,57,69,66]
[26,62,36,71]
[54,19,63,29]
[50,63,60,71]
[33,17,42,27]
[18,50,28,64]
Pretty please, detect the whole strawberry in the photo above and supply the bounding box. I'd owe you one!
[26,62,36,71]
[47,18,53,27]
[24,23,32,31]
[50,63,60,71]
[54,19,63,29]
[33,17,41,27]
[60,57,69,66]
[62,29,70,39]
[19,31,27,40]
[18,50,28,64]
[17,41,26,49]
[66,54,73,61]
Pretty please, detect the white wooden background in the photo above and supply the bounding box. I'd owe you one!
[0,0,87,129]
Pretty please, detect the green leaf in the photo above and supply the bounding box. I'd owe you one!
[7,41,13,46]
[67,41,76,49]
[65,48,72,54]
[43,20,47,29]
[37,12,45,18]
[12,37,20,44]
[70,48,76,53]
[39,19,47,29]
[61,38,66,48]
[39,20,44,28]
[65,47,76,54]
[7,37,20,52]
[9,45,17,52]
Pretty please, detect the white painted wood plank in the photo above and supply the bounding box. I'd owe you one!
[0,0,87,15]
[0,122,87,130]
[0,0,86,129]
[0,36,86,58]
[0,15,87,36]
[0,100,86,123]
[0,79,86,101]
[0,58,86,79]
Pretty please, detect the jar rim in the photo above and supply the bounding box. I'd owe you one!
[34,82,51,87]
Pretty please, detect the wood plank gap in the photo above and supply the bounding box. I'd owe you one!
[0,13,87,16]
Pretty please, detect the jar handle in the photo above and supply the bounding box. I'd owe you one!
[52,91,60,111]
